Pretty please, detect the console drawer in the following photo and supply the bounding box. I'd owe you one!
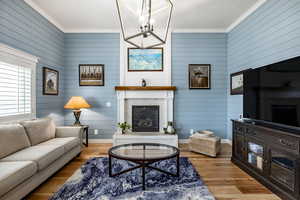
[270,162,295,191]
[244,125,266,140]
[270,135,300,155]
[252,126,300,155]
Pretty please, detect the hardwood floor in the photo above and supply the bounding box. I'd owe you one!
[26,143,281,200]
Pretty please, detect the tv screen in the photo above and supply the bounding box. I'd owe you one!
[243,56,300,128]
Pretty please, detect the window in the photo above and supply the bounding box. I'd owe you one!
[0,43,38,121]
[0,62,32,117]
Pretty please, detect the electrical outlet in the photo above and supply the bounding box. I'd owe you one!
[94,129,99,135]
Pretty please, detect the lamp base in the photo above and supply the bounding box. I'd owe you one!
[73,110,82,126]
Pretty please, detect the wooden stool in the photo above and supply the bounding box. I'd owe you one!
[189,134,221,157]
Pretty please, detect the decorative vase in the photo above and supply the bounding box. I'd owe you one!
[166,121,175,134]
[163,128,167,134]
[142,79,147,87]
[121,129,126,134]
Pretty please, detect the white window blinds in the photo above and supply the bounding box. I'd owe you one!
[0,62,32,117]
[0,43,38,121]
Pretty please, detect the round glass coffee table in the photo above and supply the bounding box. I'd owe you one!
[108,143,180,190]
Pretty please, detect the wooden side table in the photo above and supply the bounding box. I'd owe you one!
[81,125,89,147]
[70,125,89,147]
[189,134,221,157]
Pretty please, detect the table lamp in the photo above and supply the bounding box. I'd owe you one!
[64,96,91,126]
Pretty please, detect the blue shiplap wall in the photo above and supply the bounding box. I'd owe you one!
[64,33,120,139]
[3,0,299,140]
[0,0,65,125]
[172,33,228,139]
[227,0,300,139]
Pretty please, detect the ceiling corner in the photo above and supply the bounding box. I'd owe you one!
[24,0,65,32]
[226,0,268,33]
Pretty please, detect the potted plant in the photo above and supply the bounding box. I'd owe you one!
[117,122,131,134]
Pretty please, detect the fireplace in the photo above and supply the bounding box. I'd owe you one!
[116,87,175,133]
[132,106,159,132]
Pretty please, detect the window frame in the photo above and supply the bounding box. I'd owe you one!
[0,43,38,122]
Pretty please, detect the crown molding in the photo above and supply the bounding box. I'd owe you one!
[65,29,227,34]
[64,29,121,33]
[172,29,226,33]
[226,0,267,32]
[24,0,64,31]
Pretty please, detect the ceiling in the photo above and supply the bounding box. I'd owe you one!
[24,0,266,33]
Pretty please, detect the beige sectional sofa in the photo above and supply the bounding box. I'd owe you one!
[0,118,83,200]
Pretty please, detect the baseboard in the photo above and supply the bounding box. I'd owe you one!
[89,138,232,145]
[89,139,113,143]
[178,139,189,143]
[221,139,232,145]
[179,139,232,145]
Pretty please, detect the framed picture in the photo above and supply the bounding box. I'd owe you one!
[189,64,211,89]
[128,48,163,71]
[79,64,104,86]
[43,67,59,95]
[230,69,251,95]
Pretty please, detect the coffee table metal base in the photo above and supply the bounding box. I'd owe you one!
[109,155,180,190]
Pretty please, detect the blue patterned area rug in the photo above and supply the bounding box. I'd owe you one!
[50,157,215,200]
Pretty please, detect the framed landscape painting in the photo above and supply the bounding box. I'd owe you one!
[43,67,59,95]
[189,64,211,89]
[230,69,251,95]
[128,48,163,71]
[79,64,104,86]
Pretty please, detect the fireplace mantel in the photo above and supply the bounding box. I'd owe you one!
[115,86,177,91]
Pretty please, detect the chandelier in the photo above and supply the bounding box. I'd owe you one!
[116,0,173,49]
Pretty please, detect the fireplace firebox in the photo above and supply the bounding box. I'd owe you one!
[132,106,159,132]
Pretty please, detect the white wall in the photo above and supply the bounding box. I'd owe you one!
[119,33,172,86]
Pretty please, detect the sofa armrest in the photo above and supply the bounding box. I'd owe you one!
[55,127,83,145]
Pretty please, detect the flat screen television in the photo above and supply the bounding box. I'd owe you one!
[243,56,300,129]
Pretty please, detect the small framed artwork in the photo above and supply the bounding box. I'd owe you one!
[79,64,104,86]
[189,64,211,89]
[230,69,251,95]
[43,67,59,95]
[128,48,163,71]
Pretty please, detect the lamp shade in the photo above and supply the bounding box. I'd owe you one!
[64,96,91,110]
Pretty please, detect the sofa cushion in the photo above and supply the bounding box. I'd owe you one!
[1,145,64,171]
[0,161,37,197]
[0,124,31,159]
[37,137,80,152]
[20,118,56,145]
